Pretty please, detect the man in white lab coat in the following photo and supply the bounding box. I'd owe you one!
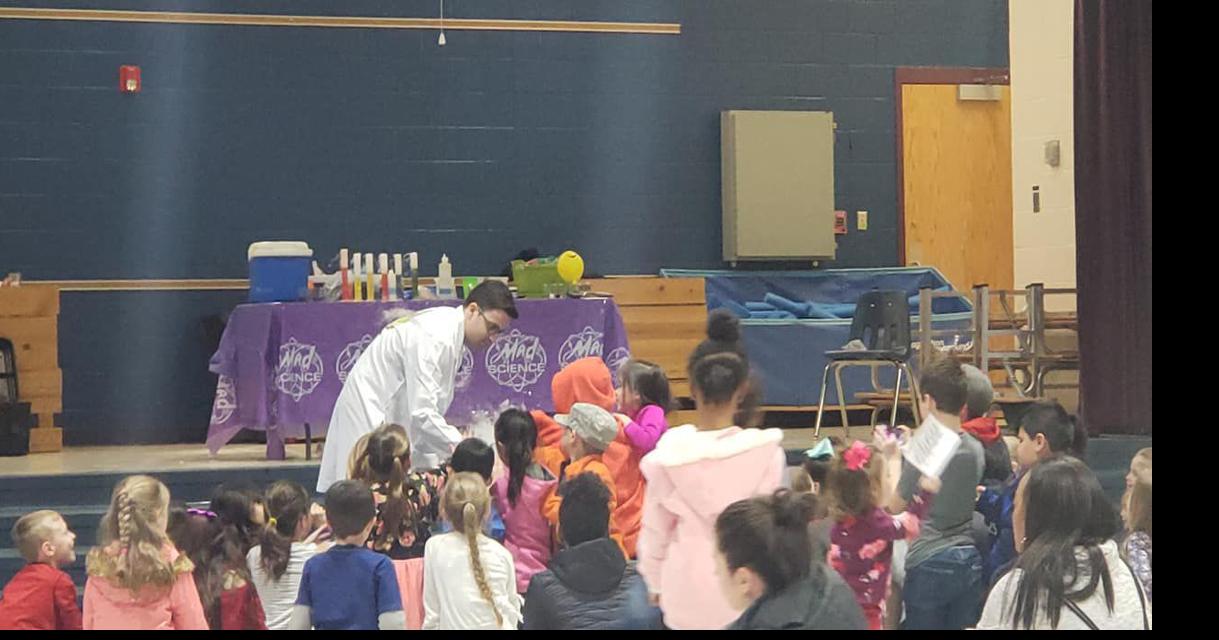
[316,280,518,492]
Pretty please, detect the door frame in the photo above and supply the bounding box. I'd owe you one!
[895,66,1010,265]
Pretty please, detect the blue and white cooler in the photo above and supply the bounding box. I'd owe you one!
[248,241,313,303]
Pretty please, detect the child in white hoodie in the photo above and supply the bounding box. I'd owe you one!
[636,312,786,630]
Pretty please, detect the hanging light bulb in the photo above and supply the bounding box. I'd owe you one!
[438,0,446,47]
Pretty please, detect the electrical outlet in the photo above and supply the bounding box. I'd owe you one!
[857,210,868,231]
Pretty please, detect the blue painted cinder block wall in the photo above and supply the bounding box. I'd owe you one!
[0,0,1008,444]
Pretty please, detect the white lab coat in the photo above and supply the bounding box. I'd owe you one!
[317,306,466,492]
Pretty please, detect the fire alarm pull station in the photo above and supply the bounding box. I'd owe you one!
[119,66,141,93]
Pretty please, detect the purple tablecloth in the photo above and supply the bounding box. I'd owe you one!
[206,298,630,458]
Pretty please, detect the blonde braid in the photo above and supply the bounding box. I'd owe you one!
[89,476,178,595]
[462,501,503,628]
[117,491,135,551]
[103,490,135,584]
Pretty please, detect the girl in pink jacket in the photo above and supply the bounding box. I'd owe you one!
[616,359,672,455]
[83,475,209,630]
[637,313,786,630]
[491,408,558,594]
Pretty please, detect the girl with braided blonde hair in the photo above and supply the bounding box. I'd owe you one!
[83,475,208,629]
[422,472,522,629]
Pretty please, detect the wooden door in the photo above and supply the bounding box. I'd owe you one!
[901,84,1013,292]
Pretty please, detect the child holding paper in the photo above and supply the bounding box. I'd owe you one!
[884,357,985,631]
[827,440,940,630]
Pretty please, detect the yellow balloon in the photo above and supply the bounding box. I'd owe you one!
[557,250,585,284]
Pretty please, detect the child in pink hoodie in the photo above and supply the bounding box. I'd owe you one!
[616,359,672,456]
[83,475,209,630]
[637,313,786,630]
[491,408,558,595]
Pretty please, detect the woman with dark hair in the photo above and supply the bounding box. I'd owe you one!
[715,489,865,630]
[976,457,1150,630]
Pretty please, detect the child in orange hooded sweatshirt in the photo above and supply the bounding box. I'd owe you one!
[531,357,647,558]
[541,403,624,555]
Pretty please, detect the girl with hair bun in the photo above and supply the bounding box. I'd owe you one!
[635,311,786,630]
[716,489,867,630]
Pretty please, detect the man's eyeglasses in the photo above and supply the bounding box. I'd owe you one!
[479,310,503,338]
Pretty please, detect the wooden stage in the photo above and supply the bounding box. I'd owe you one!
[0,427,853,479]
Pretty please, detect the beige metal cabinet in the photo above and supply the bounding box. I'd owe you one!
[722,110,836,263]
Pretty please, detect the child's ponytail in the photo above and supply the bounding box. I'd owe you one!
[260,480,311,580]
[352,424,413,553]
[494,409,537,507]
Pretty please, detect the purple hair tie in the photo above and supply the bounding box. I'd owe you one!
[188,508,217,520]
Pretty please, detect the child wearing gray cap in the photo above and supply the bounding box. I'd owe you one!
[541,403,626,557]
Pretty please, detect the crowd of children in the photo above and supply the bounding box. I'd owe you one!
[1,312,1151,630]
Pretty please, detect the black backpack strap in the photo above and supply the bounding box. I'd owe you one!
[1118,555,1150,631]
[1064,554,1150,630]
[1064,598,1099,630]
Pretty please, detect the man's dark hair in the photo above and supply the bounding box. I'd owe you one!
[466,280,519,319]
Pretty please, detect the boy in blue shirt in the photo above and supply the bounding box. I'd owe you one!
[290,481,404,630]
